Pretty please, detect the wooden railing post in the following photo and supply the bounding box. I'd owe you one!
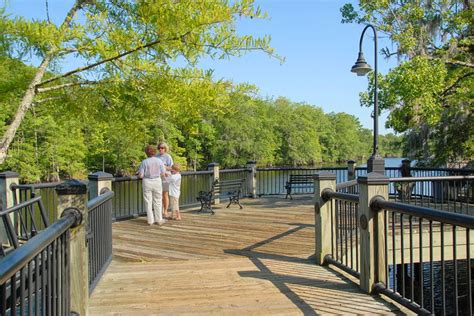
[357,172,389,293]
[88,171,113,198]
[246,160,257,198]
[56,180,89,316]
[314,173,336,265]
[208,163,220,205]
[0,171,19,211]
[347,160,356,181]
[0,171,19,246]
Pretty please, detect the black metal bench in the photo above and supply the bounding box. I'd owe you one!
[197,179,244,214]
[285,174,314,200]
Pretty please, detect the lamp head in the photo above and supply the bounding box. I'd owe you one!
[351,52,372,76]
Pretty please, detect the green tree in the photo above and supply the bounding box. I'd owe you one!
[326,112,368,162]
[0,0,278,163]
[342,0,473,165]
[379,133,403,158]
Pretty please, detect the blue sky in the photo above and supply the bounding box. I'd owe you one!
[4,0,398,134]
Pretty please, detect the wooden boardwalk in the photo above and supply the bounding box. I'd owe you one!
[89,196,405,315]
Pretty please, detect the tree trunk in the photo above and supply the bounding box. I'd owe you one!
[0,57,50,164]
[0,0,86,164]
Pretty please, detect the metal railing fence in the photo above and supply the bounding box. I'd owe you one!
[87,190,114,294]
[11,183,60,224]
[111,176,142,220]
[389,176,474,215]
[256,167,348,196]
[0,196,50,257]
[0,211,77,316]
[322,189,360,277]
[111,171,215,220]
[371,198,474,316]
[180,171,213,208]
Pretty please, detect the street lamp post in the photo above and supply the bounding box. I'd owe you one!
[351,24,385,174]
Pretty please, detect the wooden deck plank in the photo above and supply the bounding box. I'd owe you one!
[89,196,405,315]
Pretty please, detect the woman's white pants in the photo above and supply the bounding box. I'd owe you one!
[142,178,163,224]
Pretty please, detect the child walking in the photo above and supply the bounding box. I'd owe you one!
[167,163,182,220]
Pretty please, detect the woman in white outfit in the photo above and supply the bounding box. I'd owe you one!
[137,145,166,225]
[156,142,173,218]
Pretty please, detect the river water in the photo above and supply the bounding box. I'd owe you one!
[390,259,472,315]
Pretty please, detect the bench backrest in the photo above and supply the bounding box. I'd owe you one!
[288,174,314,183]
[212,179,244,195]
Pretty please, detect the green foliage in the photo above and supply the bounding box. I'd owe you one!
[0,52,403,181]
[342,0,473,165]
[0,2,406,181]
[379,133,403,157]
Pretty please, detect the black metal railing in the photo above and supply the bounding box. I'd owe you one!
[0,196,50,257]
[0,210,79,316]
[87,190,114,294]
[322,189,360,277]
[111,176,142,220]
[256,167,348,196]
[371,197,474,316]
[111,171,214,220]
[256,166,469,197]
[181,171,213,208]
[11,183,60,224]
[389,176,474,215]
[336,179,358,194]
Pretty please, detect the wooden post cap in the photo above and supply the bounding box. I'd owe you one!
[55,180,87,195]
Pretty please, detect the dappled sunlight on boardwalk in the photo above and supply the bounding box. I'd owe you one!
[89,196,403,315]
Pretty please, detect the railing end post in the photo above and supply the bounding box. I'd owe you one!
[208,163,220,204]
[55,180,89,315]
[347,160,356,181]
[88,172,113,199]
[358,172,389,293]
[314,173,336,266]
[246,160,257,198]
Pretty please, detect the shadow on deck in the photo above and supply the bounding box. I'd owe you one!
[89,196,406,315]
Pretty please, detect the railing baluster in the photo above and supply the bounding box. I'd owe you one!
[441,222,445,315]
[467,228,472,316]
[453,225,458,315]
[11,275,16,316]
[35,255,40,315]
[344,201,348,267]
[384,210,388,288]
[52,240,57,316]
[329,197,333,256]
[392,211,396,293]
[350,202,353,269]
[356,204,359,272]
[20,267,25,315]
[429,221,434,313]
[419,217,424,309]
[409,215,413,302]
[0,283,6,315]
[28,260,33,315]
[401,214,405,298]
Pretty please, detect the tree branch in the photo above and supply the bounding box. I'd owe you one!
[33,96,65,104]
[36,80,108,93]
[440,72,474,97]
[424,56,474,69]
[445,59,474,69]
[36,18,236,88]
[0,0,90,164]
[36,33,190,88]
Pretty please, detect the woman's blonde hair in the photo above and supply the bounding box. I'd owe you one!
[157,142,169,152]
